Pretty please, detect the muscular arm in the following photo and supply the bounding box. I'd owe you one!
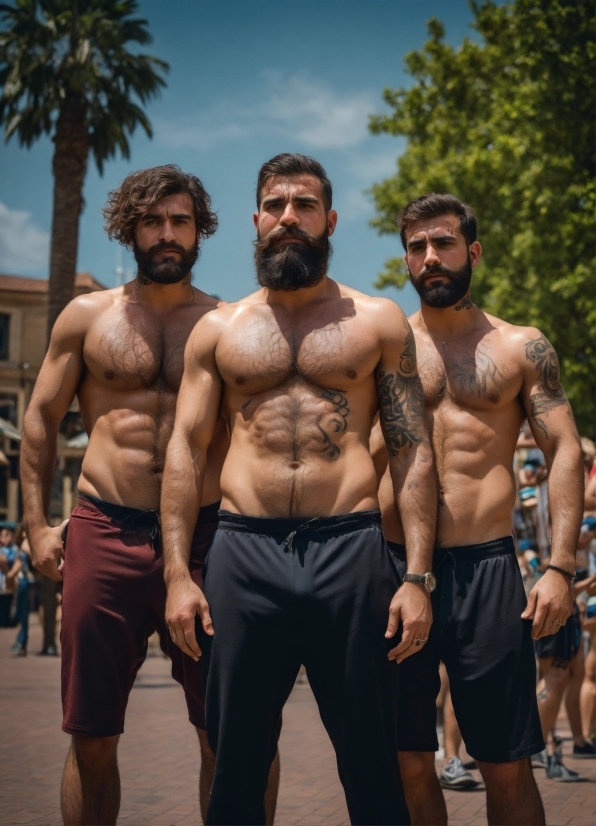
[20,300,88,579]
[161,315,223,659]
[375,307,437,661]
[520,331,583,637]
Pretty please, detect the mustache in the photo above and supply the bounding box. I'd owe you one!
[420,264,455,279]
[145,240,189,256]
[254,225,323,254]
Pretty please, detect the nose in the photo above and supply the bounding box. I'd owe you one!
[158,219,176,243]
[423,242,441,268]
[279,202,300,228]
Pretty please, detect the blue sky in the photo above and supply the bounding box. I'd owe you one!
[0,0,476,315]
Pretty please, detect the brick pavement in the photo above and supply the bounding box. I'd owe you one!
[1,618,594,825]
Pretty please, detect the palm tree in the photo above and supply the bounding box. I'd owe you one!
[0,0,168,339]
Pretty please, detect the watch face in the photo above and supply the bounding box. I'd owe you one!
[425,572,437,593]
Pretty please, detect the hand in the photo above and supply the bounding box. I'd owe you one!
[166,576,214,661]
[386,582,432,663]
[522,568,573,639]
[29,520,68,581]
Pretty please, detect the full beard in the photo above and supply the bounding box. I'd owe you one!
[409,254,473,308]
[134,240,199,285]
[254,226,331,291]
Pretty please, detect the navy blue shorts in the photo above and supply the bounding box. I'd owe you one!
[388,536,544,763]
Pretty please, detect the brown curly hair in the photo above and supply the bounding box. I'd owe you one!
[103,165,218,248]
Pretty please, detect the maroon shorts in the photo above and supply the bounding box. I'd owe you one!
[61,495,218,737]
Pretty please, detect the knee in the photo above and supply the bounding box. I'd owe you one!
[478,758,530,793]
[398,751,436,785]
[72,735,119,769]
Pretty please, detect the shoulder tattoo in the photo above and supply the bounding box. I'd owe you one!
[525,334,568,438]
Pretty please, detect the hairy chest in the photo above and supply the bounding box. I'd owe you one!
[217,313,380,395]
[417,341,520,412]
[83,311,197,392]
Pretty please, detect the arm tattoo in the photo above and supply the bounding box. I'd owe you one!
[400,328,416,375]
[525,335,568,438]
[376,368,427,456]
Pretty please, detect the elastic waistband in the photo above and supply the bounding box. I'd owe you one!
[435,535,515,563]
[79,492,159,524]
[386,536,514,563]
[217,509,381,538]
[196,501,221,525]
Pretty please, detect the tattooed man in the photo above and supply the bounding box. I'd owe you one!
[19,166,284,826]
[375,194,583,826]
[162,153,436,826]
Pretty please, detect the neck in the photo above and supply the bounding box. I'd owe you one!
[419,293,475,335]
[262,274,334,310]
[133,273,194,311]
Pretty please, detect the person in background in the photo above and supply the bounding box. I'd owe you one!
[9,524,32,656]
[0,522,18,627]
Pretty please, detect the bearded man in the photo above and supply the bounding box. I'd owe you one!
[20,166,279,826]
[161,153,437,826]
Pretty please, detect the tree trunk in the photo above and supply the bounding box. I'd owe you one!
[46,95,90,344]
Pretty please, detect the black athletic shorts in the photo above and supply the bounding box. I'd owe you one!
[202,510,409,826]
[534,602,581,662]
[388,536,545,763]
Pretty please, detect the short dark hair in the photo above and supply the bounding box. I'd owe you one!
[397,193,477,249]
[103,165,218,248]
[256,153,333,211]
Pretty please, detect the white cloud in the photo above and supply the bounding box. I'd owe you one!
[155,72,376,152]
[0,202,49,274]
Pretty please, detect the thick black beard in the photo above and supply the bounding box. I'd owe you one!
[409,254,473,308]
[254,225,331,291]
[134,240,199,284]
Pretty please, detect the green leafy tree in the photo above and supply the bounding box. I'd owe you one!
[369,0,595,437]
[0,0,168,338]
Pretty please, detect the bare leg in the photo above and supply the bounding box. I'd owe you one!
[580,637,596,740]
[398,751,447,826]
[196,729,280,825]
[565,646,588,746]
[536,657,570,752]
[61,735,120,826]
[478,758,544,826]
[443,689,462,761]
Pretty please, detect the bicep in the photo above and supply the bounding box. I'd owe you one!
[521,332,577,449]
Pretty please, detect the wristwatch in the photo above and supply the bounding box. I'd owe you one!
[404,572,437,593]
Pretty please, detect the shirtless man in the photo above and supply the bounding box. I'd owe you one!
[375,193,583,825]
[161,153,437,826]
[20,165,279,826]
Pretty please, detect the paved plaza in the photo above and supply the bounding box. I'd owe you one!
[1,618,593,826]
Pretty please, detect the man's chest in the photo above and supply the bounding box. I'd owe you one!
[83,311,199,392]
[217,314,380,394]
[416,339,521,412]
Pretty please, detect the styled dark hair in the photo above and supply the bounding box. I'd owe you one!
[256,153,333,211]
[398,193,477,249]
[103,165,218,248]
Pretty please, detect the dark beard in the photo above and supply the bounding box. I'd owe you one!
[254,225,331,291]
[409,254,473,308]
[134,240,199,285]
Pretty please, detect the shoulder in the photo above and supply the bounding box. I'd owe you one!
[486,316,555,365]
[338,287,408,330]
[49,289,117,348]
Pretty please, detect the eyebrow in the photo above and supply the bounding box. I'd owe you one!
[262,194,320,207]
[408,233,457,249]
[141,212,192,221]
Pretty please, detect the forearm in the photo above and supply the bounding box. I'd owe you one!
[393,442,437,573]
[162,434,206,585]
[546,441,583,570]
[20,409,60,536]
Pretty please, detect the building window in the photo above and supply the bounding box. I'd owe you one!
[0,314,9,361]
[0,393,18,425]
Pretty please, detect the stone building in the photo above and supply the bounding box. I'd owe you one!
[0,272,106,522]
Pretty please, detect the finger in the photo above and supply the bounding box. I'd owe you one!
[170,621,199,660]
[181,617,202,660]
[391,625,415,657]
[521,589,537,619]
[531,605,550,640]
[385,603,401,638]
[199,602,214,636]
[397,639,427,663]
